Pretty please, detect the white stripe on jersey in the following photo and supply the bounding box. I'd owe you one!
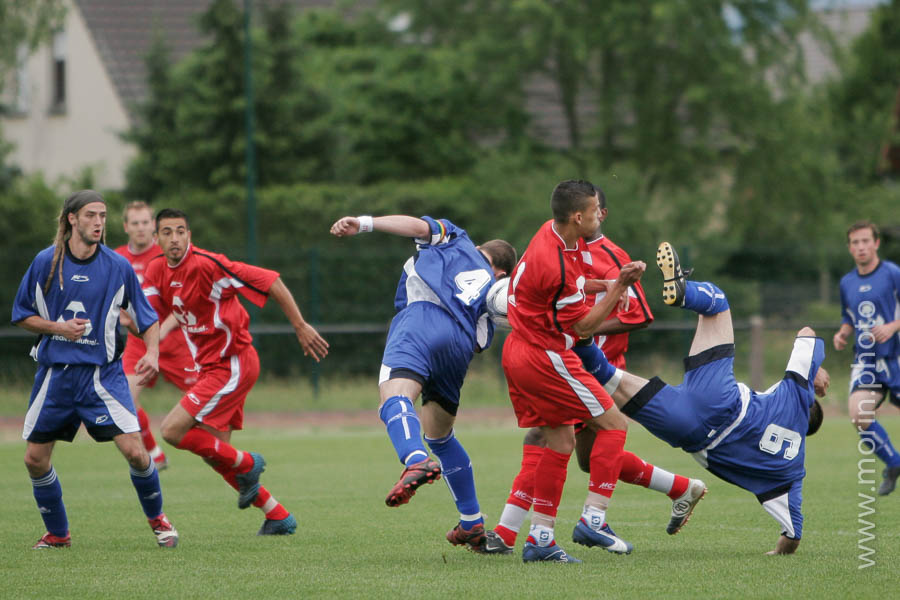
[786,337,815,381]
[555,275,586,309]
[104,285,125,362]
[197,354,241,421]
[210,277,237,358]
[34,282,50,319]
[93,367,139,433]
[143,285,160,297]
[22,367,53,440]
[402,256,444,307]
[475,313,490,350]
[545,350,606,417]
[705,383,751,451]
[761,491,795,538]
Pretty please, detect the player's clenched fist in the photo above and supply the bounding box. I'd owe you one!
[330,216,361,237]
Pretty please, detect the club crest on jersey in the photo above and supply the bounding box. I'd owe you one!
[858,284,871,293]
[70,274,89,282]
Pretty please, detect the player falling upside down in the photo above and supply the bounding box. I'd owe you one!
[115,201,200,470]
[143,208,329,536]
[330,214,516,552]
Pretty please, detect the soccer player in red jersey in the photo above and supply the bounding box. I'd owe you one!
[143,208,329,535]
[487,188,706,557]
[115,201,199,470]
[497,180,646,562]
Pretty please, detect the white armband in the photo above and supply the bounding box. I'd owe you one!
[357,215,374,233]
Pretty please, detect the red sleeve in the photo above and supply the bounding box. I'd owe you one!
[618,280,653,325]
[206,251,280,308]
[142,261,172,320]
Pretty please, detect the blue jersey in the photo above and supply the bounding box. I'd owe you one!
[12,244,158,366]
[696,336,825,496]
[839,259,900,361]
[393,216,496,351]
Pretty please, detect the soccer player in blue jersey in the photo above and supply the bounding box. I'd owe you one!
[11,190,178,549]
[833,221,900,496]
[568,242,828,555]
[330,214,516,551]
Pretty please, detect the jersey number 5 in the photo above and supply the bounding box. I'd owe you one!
[759,424,802,460]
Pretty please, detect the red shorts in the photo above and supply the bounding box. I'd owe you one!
[180,345,260,432]
[121,334,199,392]
[503,331,613,428]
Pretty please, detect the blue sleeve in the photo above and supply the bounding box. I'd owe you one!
[11,258,45,324]
[758,479,804,539]
[839,280,852,326]
[122,261,158,333]
[415,217,465,247]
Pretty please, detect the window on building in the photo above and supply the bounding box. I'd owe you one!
[50,30,66,113]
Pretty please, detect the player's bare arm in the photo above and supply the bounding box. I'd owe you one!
[159,313,179,341]
[766,534,800,555]
[330,215,430,239]
[268,277,329,362]
[134,321,160,386]
[15,315,91,342]
[871,319,900,344]
[572,261,646,338]
[832,323,853,350]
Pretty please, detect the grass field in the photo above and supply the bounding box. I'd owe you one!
[1,412,897,599]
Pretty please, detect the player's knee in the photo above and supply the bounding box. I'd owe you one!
[23,451,50,477]
[523,427,545,447]
[160,421,183,446]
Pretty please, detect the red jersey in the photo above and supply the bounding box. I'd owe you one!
[116,243,189,358]
[508,220,592,352]
[583,235,653,367]
[143,244,279,366]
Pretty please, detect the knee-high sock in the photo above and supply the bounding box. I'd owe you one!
[573,343,617,385]
[618,451,689,499]
[426,430,482,528]
[177,428,253,472]
[682,281,729,316]
[494,444,542,547]
[137,407,163,459]
[532,447,571,520]
[588,429,626,498]
[130,461,164,519]
[379,395,428,466]
[31,467,68,537]
[210,462,289,520]
[860,421,900,467]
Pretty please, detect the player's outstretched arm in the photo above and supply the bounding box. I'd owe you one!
[330,215,430,239]
[766,534,800,555]
[268,277,329,362]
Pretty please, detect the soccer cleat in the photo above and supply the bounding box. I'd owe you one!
[385,458,441,507]
[483,529,514,555]
[446,522,487,552]
[656,242,692,306]
[32,532,71,549]
[878,465,900,496]
[149,514,178,548]
[667,478,707,535]
[154,454,169,471]
[522,541,582,563]
[572,519,633,554]
[236,452,266,509]
[258,513,297,536]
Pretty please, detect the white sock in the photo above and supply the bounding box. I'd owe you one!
[581,505,607,532]
[648,466,676,495]
[528,523,555,547]
[498,504,529,533]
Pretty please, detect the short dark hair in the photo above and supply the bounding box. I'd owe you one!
[155,208,190,231]
[551,179,598,223]
[847,220,879,242]
[807,399,823,436]
[479,239,517,277]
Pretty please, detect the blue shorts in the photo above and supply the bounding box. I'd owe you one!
[379,302,475,416]
[622,345,743,453]
[23,362,139,443]
[850,355,900,408]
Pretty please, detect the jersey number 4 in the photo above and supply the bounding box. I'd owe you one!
[759,424,802,460]
[454,269,491,305]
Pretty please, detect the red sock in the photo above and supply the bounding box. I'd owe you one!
[588,429,626,498]
[136,407,161,454]
[177,428,252,471]
[667,475,690,500]
[493,525,518,547]
[532,447,571,520]
[506,444,543,510]
[209,463,289,519]
[618,451,652,486]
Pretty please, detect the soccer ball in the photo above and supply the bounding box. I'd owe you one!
[485,277,511,329]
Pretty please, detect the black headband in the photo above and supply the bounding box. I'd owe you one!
[63,189,105,217]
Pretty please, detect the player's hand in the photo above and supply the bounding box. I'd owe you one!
[295,322,329,362]
[134,351,159,386]
[616,261,646,287]
[813,366,830,398]
[870,322,899,344]
[766,535,799,555]
[833,329,848,351]
[58,317,91,341]
[330,216,360,237]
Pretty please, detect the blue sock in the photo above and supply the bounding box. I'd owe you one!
[426,430,482,528]
[682,281,730,316]
[130,461,164,519]
[573,343,616,384]
[860,421,900,467]
[379,395,428,466]
[32,467,68,537]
